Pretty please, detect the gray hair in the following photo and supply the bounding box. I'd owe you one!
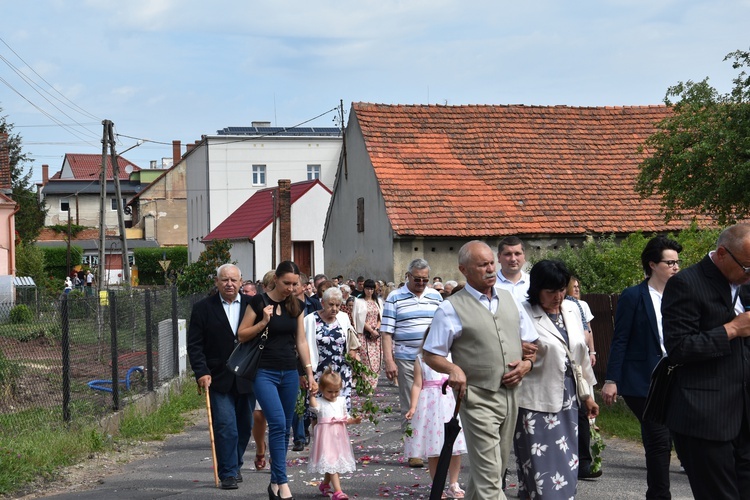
[408,258,430,274]
[216,263,241,278]
[322,286,343,303]
[458,241,492,266]
[340,284,351,295]
[445,280,458,288]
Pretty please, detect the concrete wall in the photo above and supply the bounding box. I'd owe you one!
[324,113,395,281]
[185,144,209,262]
[133,161,187,247]
[44,193,132,231]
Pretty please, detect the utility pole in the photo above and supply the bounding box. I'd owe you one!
[98,122,108,291]
[107,123,130,287]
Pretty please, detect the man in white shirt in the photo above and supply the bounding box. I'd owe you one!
[494,236,530,302]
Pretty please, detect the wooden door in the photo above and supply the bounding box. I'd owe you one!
[293,241,313,277]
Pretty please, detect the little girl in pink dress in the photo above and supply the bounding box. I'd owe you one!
[308,367,362,500]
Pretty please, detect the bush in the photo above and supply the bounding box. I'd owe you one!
[0,351,22,399]
[9,305,32,324]
[176,240,234,297]
[41,246,82,280]
[133,247,188,285]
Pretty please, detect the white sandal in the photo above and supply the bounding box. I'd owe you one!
[446,482,465,499]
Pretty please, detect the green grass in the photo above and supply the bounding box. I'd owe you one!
[119,386,203,440]
[594,392,642,442]
[0,380,203,496]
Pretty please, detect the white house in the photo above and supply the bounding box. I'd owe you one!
[185,123,342,262]
[202,179,331,281]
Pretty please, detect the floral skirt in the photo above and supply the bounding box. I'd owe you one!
[514,374,579,499]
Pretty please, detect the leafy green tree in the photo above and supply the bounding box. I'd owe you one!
[15,241,45,285]
[176,240,234,296]
[0,106,47,242]
[636,49,750,225]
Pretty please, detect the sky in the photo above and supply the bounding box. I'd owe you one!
[1,0,748,185]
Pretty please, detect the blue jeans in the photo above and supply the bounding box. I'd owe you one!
[254,368,299,485]
[209,390,254,480]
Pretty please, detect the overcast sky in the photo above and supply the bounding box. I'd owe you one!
[1,0,748,184]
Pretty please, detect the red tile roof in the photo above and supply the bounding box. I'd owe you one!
[203,180,331,241]
[62,153,140,180]
[351,103,710,237]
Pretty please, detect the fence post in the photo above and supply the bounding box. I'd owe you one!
[171,286,178,377]
[61,294,71,423]
[145,289,154,391]
[109,291,120,411]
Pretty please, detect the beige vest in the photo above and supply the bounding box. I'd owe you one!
[448,288,522,392]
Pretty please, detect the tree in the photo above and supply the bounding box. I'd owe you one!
[176,240,234,296]
[0,105,47,242]
[636,49,750,225]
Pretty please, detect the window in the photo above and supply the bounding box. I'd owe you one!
[357,197,364,232]
[252,165,266,186]
[110,198,126,211]
[307,164,321,180]
[60,199,70,212]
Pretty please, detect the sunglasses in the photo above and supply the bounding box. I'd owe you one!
[409,276,430,284]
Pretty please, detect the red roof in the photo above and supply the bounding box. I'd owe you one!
[204,180,331,241]
[351,102,709,237]
[62,153,140,180]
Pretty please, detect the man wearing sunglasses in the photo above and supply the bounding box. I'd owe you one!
[381,258,443,468]
[661,224,750,500]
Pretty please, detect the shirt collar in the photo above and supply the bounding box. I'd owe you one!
[463,282,498,302]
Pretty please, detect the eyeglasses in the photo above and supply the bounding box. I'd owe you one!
[723,247,750,274]
[408,275,430,284]
[660,260,682,268]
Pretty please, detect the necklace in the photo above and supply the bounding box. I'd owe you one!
[548,312,564,329]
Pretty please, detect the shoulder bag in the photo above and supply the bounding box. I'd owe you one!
[226,293,270,381]
[643,356,678,425]
[552,328,592,403]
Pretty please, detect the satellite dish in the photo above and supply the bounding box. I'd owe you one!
[125,165,134,174]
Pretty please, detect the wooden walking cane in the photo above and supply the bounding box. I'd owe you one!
[204,386,220,488]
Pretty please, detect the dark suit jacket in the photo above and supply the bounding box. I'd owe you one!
[662,255,750,441]
[187,293,254,395]
[606,280,664,398]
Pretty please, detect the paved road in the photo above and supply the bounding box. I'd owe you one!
[35,378,694,499]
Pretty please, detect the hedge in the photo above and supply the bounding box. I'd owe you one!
[42,246,83,279]
[133,247,188,285]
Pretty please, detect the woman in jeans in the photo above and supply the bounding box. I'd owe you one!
[238,261,318,500]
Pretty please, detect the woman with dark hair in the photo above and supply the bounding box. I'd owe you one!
[602,236,682,499]
[514,260,599,499]
[352,278,384,389]
[238,261,318,500]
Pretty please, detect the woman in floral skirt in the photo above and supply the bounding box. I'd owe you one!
[352,279,383,389]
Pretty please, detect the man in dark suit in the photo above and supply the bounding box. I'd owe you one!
[187,263,255,490]
[603,235,682,499]
[662,224,750,500]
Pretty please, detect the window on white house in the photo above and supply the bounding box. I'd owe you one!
[252,165,267,186]
[111,198,127,211]
[60,199,70,212]
[307,164,321,180]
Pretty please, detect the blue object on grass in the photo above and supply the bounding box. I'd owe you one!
[88,366,145,393]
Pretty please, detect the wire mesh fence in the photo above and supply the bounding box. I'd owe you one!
[0,288,202,434]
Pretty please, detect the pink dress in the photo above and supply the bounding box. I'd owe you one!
[307,397,357,474]
[404,355,467,459]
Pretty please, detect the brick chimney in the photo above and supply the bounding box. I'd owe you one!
[172,140,181,165]
[42,164,49,185]
[186,143,195,153]
[0,132,10,191]
[278,179,292,262]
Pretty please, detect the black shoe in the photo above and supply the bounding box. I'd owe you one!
[268,483,279,500]
[305,429,311,445]
[236,471,242,483]
[292,440,305,451]
[220,476,238,490]
[578,468,603,479]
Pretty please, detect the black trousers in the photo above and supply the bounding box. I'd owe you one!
[578,406,593,472]
[673,412,750,500]
[624,396,672,499]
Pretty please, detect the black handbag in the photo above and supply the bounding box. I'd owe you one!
[225,294,270,381]
[643,356,679,425]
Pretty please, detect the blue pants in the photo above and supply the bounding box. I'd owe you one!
[254,369,299,485]
[209,390,254,480]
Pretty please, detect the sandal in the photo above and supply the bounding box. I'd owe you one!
[331,491,349,500]
[446,482,465,499]
[254,453,266,470]
[318,482,332,496]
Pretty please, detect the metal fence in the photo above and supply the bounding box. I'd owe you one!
[0,288,202,433]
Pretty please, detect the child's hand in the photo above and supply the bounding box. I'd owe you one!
[349,416,363,424]
[405,408,415,420]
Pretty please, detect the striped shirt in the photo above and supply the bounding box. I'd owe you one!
[381,285,443,360]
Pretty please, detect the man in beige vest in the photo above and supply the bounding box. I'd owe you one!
[424,240,536,500]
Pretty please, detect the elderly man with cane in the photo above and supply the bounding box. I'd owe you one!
[187,264,255,490]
